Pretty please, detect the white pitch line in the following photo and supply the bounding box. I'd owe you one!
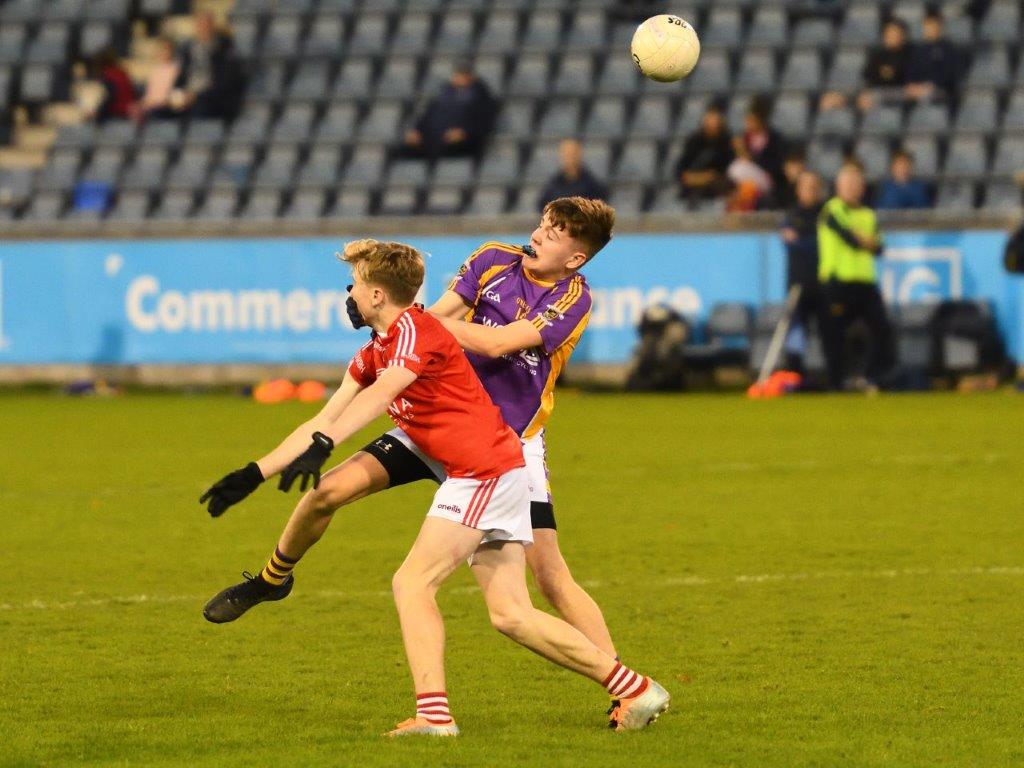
[2,566,1022,613]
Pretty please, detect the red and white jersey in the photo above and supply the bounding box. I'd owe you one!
[347,307,524,480]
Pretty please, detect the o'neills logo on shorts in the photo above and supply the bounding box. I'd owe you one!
[436,503,462,514]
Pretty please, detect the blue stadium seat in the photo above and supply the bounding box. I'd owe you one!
[852,136,891,180]
[906,102,950,134]
[378,186,420,215]
[493,99,536,139]
[954,90,997,133]
[747,7,788,48]
[195,189,240,221]
[84,0,130,22]
[183,120,225,147]
[393,13,433,56]
[613,140,659,184]
[284,189,327,220]
[521,11,563,52]
[23,191,66,221]
[79,147,126,185]
[688,50,731,94]
[772,93,810,138]
[26,23,71,66]
[702,8,743,48]
[377,58,421,101]
[121,147,170,191]
[523,143,561,183]
[508,55,552,98]
[813,106,857,139]
[333,60,374,100]
[465,186,508,216]
[944,135,988,177]
[966,46,1010,89]
[348,14,390,56]
[357,101,405,143]
[152,190,195,220]
[583,96,627,139]
[304,14,346,58]
[478,139,521,184]
[630,96,676,140]
[1002,90,1024,131]
[296,145,342,188]
[565,9,607,50]
[209,144,258,190]
[981,181,1020,210]
[36,149,82,191]
[136,120,177,148]
[791,18,833,48]
[594,56,642,96]
[272,103,317,143]
[807,138,844,178]
[228,104,274,143]
[241,189,283,220]
[826,48,866,91]
[861,104,904,136]
[424,186,465,215]
[993,135,1024,174]
[552,53,595,97]
[838,5,879,46]
[264,16,304,60]
[165,146,214,190]
[478,11,521,54]
[433,157,475,186]
[735,49,777,93]
[978,0,1020,43]
[329,189,372,217]
[780,49,822,91]
[343,145,387,185]
[435,11,477,55]
[315,102,359,144]
[903,135,939,178]
[0,25,27,65]
[0,0,43,23]
[107,190,151,222]
[385,158,429,188]
[935,180,976,209]
[253,145,301,189]
[536,101,582,139]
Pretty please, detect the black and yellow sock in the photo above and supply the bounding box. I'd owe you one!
[260,547,298,586]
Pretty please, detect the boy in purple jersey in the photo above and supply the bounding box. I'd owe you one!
[201,198,628,721]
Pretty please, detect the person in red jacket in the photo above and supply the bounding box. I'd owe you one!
[91,48,136,123]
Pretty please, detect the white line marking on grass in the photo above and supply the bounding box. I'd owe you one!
[701,453,1004,474]
[4,566,1022,613]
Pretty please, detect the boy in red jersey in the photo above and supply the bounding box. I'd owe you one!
[200,240,668,735]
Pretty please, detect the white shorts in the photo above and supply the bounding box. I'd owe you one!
[385,426,552,504]
[427,467,533,546]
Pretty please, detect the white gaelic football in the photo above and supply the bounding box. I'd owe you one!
[630,14,701,83]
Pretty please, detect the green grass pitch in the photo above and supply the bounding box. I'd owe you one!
[2,389,1022,767]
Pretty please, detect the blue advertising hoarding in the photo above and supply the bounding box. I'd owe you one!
[1,231,1021,366]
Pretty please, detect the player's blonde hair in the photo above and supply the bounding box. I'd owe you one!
[542,196,615,260]
[338,239,425,305]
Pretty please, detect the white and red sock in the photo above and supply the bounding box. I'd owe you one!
[603,662,650,700]
[415,691,453,724]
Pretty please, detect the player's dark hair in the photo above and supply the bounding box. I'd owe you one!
[338,239,424,305]
[542,196,615,261]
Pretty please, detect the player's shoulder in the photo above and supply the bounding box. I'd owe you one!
[558,272,592,305]
[467,241,526,267]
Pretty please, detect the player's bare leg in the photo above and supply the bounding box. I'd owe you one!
[388,517,485,736]
[203,451,389,624]
[526,529,617,658]
[277,451,390,559]
[472,541,615,679]
[471,540,670,730]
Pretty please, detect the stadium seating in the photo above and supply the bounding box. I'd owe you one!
[2,0,1024,222]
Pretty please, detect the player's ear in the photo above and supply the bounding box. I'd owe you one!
[566,250,587,270]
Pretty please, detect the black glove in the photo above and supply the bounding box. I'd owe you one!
[199,462,264,518]
[345,284,366,329]
[278,432,334,493]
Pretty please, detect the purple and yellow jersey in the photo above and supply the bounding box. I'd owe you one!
[448,241,592,440]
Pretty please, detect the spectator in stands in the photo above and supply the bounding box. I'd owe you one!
[875,149,932,210]
[857,18,911,112]
[904,8,961,102]
[90,48,136,123]
[773,150,807,209]
[178,10,245,122]
[674,101,734,205]
[780,170,824,374]
[817,162,894,391]
[398,61,497,160]
[537,140,609,210]
[740,96,787,200]
[135,36,182,122]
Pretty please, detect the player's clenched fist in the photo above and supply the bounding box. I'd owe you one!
[199,462,265,517]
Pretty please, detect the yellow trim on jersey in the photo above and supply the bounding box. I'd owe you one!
[446,240,524,290]
[522,308,592,440]
[529,275,586,336]
[523,266,556,288]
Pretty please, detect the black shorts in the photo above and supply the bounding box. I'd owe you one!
[360,432,557,530]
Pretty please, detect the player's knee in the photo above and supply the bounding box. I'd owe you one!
[302,482,352,516]
[488,605,529,640]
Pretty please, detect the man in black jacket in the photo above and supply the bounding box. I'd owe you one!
[399,61,497,160]
[537,140,609,210]
[674,101,734,205]
[905,9,961,102]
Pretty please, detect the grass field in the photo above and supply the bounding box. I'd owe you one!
[2,389,1023,768]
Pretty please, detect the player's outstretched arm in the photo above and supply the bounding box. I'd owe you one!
[434,315,543,358]
[199,372,364,517]
[427,289,473,319]
[277,367,418,493]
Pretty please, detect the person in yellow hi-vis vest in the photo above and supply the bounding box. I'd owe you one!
[817,162,894,391]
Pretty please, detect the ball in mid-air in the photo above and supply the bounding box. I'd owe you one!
[630,14,701,83]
